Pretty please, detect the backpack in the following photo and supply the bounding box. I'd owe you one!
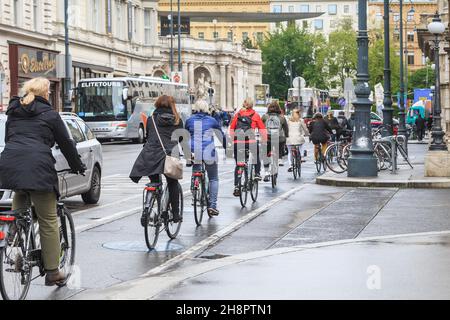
[236,111,254,132]
[266,114,284,137]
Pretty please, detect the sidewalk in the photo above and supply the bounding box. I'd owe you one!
[75,231,450,300]
[316,143,450,188]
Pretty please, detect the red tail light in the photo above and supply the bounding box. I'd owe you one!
[0,216,15,222]
[0,231,5,240]
[237,170,243,175]
[192,172,203,177]
[145,187,157,191]
[237,162,246,167]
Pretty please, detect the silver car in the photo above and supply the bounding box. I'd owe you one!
[0,112,103,207]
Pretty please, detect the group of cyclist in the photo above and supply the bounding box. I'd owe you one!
[0,77,351,290]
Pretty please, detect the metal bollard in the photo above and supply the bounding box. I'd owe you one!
[391,136,397,174]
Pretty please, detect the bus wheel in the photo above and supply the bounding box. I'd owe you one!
[134,125,145,144]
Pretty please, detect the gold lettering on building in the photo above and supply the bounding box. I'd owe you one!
[20,53,56,75]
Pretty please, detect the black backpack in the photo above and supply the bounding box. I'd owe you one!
[236,111,254,132]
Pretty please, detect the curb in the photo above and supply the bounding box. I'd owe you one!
[316,176,450,188]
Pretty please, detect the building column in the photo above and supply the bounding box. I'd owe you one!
[182,62,188,85]
[188,62,195,90]
[226,64,233,111]
[219,64,226,110]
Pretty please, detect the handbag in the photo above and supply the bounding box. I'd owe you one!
[151,116,183,180]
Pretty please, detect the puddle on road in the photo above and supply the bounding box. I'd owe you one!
[102,241,184,252]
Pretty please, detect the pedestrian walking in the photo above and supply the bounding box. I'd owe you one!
[0,77,86,286]
[415,113,426,141]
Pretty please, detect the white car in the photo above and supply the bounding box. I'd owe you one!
[0,112,103,208]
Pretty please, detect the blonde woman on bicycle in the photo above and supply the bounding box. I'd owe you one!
[286,108,309,172]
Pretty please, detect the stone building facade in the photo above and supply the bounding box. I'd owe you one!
[0,0,262,111]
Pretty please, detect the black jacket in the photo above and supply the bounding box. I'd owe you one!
[415,116,426,130]
[0,96,84,197]
[129,108,184,183]
[308,119,332,143]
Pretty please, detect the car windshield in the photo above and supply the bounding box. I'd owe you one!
[0,120,5,147]
[77,81,126,121]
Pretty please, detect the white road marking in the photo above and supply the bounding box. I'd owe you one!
[141,183,310,277]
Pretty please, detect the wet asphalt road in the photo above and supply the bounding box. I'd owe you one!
[16,141,448,299]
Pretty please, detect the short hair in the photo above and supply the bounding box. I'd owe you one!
[243,97,254,108]
[338,111,345,116]
[267,101,281,114]
[192,100,210,114]
[313,112,323,119]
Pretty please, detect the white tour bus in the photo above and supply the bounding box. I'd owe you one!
[76,77,191,143]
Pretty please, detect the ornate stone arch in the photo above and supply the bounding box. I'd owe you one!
[153,69,167,78]
[193,65,213,85]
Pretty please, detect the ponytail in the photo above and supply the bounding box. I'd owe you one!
[19,77,50,106]
[21,92,36,105]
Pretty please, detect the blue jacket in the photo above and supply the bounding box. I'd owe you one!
[185,112,226,162]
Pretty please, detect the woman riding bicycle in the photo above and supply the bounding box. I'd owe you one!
[130,95,184,223]
[261,101,289,182]
[286,108,309,172]
[229,98,267,197]
[185,100,226,216]
[0,77,85,286]
[308,112,333,161]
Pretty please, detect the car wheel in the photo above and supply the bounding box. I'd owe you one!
[82,166,101,204]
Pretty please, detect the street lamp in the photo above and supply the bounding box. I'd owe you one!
[382,0,393,137]
[428,12,447,151]
[347,0,378,177]
[63,0,72,112]
[397,0,408,153]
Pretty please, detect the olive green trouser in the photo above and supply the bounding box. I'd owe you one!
[12,191,60,271]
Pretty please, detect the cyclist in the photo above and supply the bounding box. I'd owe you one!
[0,77,86,286]
[262,101,289,181]
[185,100,226,216]
[229,98,267,197]
[308,112,333,162]
[286,108,309,172]
[336,111,352,141]
[324,110,340,141]
[130,95,184,223]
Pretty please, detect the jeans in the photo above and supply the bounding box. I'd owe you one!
[149,174,180,214]
[13,191,59,271]
[193,163,219,209]
[234,143,261,186]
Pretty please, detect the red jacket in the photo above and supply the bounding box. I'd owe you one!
[229,108,267,143]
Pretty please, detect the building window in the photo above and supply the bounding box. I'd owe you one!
[256,32,263,42]
[328,4,337,15]
[116,0,124,39]
[300,4,309,13]
[394,13,400,22]
[407,32,414,42]
[408,54,415,65]
[273,5,282,13]
[198,32,204,39]
[242,32,249,40]
[144,8,151,44]
[227,32,233,40]
[314,19,323,30]
[213,31,219,39]
[407,13,414,22]
[302,20,308,29]
[14,0,22,26]
[33,0,40,31]
[288,5,294,13]
[344,5,349,14]
[133,6,138,40]
[393,32,400,42]
[93,0,101,33]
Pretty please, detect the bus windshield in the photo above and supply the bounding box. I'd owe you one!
[77,81,126,121]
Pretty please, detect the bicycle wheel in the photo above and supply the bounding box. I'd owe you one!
[297,153,302,178]
[239,168,248,207]
[57,206,75,287]
[0,224,32,300]
[326,144,346,174]
[292,152,298,180]
[270,156,277,188]
[165,183,183,239]
[192,180,204,226]
[315,146,322,173]
[144,192,160,250]
[250,165,258,202]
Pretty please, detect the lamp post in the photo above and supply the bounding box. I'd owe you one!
[382,0,393,137]
[347,0,378,177]
[63,0,72,112]
[169,0,174,72]
[397,0,408,152]
[428,12,447,151]
[177,0,181,72]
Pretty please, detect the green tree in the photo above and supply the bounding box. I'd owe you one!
[408,67,435,90]
[327,18,357,89]
[242,37,257,50]
[260,24,324,99]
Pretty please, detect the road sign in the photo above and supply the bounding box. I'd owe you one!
[171,71,182,83]
[293,76,305,89]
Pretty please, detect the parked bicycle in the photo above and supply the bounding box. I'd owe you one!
[325,134,352,174]
[141,177,183,250]
[0,170,76,300]
[235,149,259,208]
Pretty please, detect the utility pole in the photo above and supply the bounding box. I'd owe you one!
[177,0,181,72]
[382,0,393,137]
[64,0,72,112]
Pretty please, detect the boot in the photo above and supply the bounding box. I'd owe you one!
[45,269,66,286]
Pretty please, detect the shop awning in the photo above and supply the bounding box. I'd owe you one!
[72,61,114,73]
